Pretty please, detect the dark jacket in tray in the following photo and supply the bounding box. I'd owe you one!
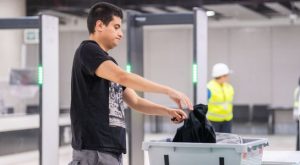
[173,104,216,143]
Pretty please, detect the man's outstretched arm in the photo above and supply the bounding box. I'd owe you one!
[123,88,187,123]
[95,60,193,110]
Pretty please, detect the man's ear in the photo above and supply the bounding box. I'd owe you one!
[95,20,105,32]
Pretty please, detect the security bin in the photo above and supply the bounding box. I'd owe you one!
[143,138,268,165]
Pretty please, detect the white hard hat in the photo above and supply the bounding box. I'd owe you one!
[212,63,232,78]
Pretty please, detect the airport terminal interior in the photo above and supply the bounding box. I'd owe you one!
[1,0,300,164]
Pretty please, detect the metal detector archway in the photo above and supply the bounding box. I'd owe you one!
[0,15,59,165]
[126,9,208,165]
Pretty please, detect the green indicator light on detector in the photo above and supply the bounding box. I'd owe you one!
[38,65,43,85]
[193,64,198,83]
[126,64,132,73]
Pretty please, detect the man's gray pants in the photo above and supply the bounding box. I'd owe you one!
[68,149,123,165]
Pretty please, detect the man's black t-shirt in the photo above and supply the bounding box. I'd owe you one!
[70,40,126,154]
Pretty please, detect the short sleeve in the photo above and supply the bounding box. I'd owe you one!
[80,42,111,76]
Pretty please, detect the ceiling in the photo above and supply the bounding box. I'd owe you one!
[26,0,300,21]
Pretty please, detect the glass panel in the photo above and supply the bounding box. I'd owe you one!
[0,29,40,165]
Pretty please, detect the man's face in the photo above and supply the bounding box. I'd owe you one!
[99,16,123,49]
[220,75,229,83]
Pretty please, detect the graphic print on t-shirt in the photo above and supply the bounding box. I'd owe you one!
[109,82,126,128]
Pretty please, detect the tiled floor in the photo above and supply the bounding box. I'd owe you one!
[0,133,297,165]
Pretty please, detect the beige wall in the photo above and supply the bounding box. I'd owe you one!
[0,0,26,81]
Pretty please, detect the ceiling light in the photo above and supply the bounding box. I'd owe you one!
[206,10,215,17]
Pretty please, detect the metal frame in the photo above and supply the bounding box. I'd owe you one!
[126,10,145,165]
[0,17,39,29]
[126,9,207,165]
[0,15,59,165]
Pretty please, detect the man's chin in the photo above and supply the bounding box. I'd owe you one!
[109,44,117,50]
[112,42,119,47]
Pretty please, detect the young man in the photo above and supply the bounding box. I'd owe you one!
[207,63,234,133]
[69,2,193,165]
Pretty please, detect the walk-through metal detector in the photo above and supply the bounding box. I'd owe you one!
[126,8,207,165]
[0,15,59,165]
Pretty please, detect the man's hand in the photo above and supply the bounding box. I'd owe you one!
[167,88,193,110]
[168,108,187,124]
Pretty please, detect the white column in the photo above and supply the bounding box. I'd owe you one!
[41,15,59,165]
[195,9,208,104]
[0,0,26,81]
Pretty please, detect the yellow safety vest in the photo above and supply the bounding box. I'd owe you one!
[207,80,234,122]
[294,87,299,110]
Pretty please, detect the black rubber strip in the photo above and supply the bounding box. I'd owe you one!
[219,157,224,165]
[164,155,169,165]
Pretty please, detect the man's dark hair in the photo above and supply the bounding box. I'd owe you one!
[87,2,123,34]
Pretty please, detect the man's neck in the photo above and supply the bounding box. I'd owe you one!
[89,35,109,52]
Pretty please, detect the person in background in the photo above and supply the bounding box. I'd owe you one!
[293,77,300,151]
[69,2,193,165]
[207,63,234,133]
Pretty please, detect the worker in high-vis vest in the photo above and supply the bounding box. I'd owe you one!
[293,77,300,150]
[207,63,234,133]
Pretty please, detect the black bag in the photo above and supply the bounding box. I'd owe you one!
[172,104,216,143]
